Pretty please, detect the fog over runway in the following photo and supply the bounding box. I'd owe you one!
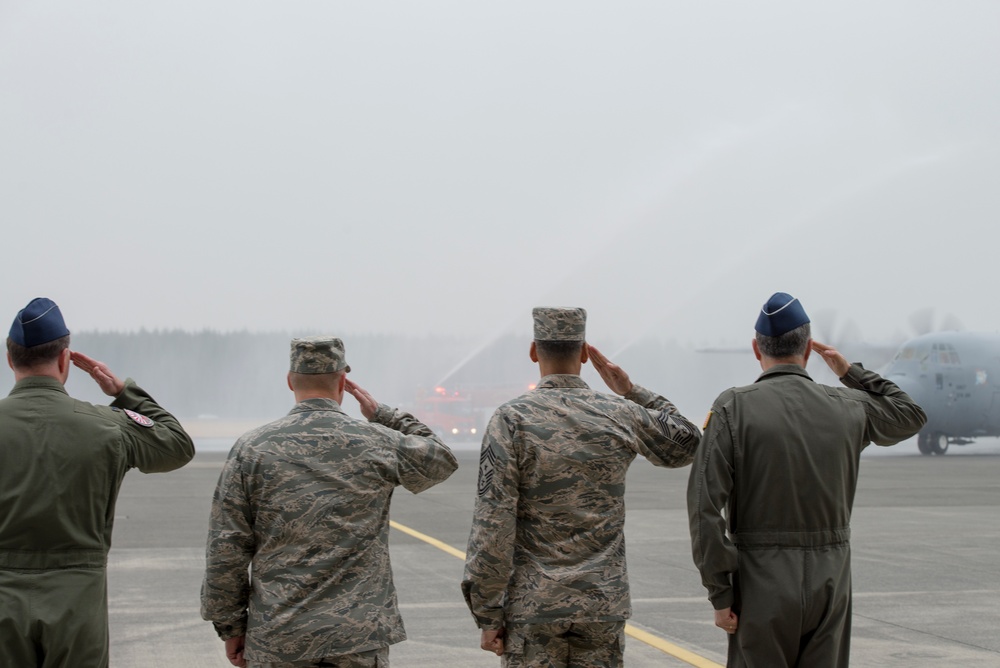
[3,2,1000,349]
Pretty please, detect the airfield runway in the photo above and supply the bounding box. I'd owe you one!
[107,438,1000,667]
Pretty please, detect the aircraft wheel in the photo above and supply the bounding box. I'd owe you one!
[930,432,949,456]
[917,432,933,455]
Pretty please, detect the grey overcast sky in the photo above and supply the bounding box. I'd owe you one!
[2,1,998,347]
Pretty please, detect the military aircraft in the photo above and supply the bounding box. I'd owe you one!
[882,331,1000,455]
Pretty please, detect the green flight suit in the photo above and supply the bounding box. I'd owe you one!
[0,376,195,668]
[688,363,926,668]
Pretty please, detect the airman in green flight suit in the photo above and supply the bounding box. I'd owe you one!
[0,297,195,668]
[688,292,926,667]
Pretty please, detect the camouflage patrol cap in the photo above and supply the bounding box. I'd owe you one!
[289,336,351,374]
[532,307,587,341]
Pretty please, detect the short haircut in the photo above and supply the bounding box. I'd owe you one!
[534,339,584,364]
[288,370,344,393]
[755,323,811,360]
[6,335,70,370]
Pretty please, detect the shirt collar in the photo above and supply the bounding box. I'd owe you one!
[288,397,345,415]
[535,374,590,390]
[755,363,814,384]
[10,376,68,396]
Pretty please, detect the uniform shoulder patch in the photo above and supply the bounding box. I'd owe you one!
[123,408,155,428]
[703,410,713,430]
[477,443,498,497]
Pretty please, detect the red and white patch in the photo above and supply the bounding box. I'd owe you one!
[124,409,155,428]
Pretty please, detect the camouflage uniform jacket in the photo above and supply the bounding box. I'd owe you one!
[201,398,459,662]
[461,374,701,630]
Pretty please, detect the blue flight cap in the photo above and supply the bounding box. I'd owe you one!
[9,297,70,347]
[755,292,810,337]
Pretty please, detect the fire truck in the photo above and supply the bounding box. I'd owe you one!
[413,382,538,441]
[414,386,479,439]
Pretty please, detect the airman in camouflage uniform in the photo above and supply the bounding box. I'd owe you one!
[462,308,701,668]
[201,337,459,668]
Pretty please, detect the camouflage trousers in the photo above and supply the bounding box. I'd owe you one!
[249,647,389,668]
[501,620,625,668]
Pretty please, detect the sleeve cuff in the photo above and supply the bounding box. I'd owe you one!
[474,614,505,630]
[109,378,139,408]
[212,620,247,640]
[624,384,656,406]
[710,589,734,611]
[840,363,867,388]
[372,403,395,425]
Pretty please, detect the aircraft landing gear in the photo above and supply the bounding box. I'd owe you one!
[917,431,933,455]
[930,432,949,455]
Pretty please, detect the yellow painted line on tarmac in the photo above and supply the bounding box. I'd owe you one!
[624,625,722,668]
[390,520,723,668]
[389,520,468,560]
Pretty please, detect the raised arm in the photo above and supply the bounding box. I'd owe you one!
[813,340,927,444]
[589,344,701,467]
[348,378,459,493]
[72,352,195,473]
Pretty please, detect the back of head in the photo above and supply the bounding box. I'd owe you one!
[755,324,811,359]
[7,297,71,371]
[532,306,586,366]
[288,371,344,394]
[754,292,811,361]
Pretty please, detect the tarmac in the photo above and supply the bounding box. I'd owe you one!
[107,438,1000,667]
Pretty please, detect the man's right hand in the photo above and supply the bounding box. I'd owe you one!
[811,340,851,378]
[70,351,125,397]
[588,344,634,396]
[345,379,379,420]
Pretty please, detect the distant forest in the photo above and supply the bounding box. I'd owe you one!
[0,330,760,424]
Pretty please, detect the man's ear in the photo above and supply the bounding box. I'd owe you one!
[287,372,294,392]
[529,341,539,363]
[58,348,72,374]
[751,338,762,361]
[803,339,813,366]
[338,373,347,393]
[579,343,589,364]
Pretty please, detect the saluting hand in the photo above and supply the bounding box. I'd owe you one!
[811,340,851,378]
[345,378,379,420]
[70,351,125,397]
[588,344,633,396]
